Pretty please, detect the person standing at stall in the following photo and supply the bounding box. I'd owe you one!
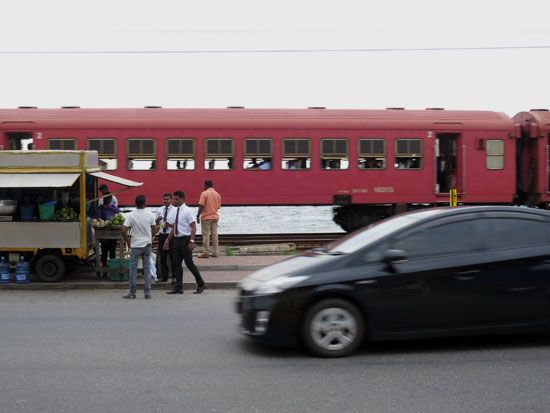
[164,190,206,295]
[155,192,175,282]
[122,195,156,299]
[97,194,119,277]
[98,184,118,208]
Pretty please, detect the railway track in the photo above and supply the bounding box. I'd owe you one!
[194,232,344,249]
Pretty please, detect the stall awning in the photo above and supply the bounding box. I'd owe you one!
[0,173,80,188]
[88,171,142,187]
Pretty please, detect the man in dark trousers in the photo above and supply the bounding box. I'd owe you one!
[164,190,206,295]
[155,192,175,282]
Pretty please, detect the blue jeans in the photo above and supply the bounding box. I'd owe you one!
[129,244,152,294]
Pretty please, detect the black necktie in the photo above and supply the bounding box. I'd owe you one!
[174,207,180,236]
[163,206,169,233]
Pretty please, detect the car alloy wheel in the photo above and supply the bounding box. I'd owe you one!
[302,298,364,357]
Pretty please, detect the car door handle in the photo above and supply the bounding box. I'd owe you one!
[454,269,481,280]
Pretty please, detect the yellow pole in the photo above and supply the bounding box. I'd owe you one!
[79,151,87,257]
[449,189,458,207]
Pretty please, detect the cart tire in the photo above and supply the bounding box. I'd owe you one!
[35,255,66,282]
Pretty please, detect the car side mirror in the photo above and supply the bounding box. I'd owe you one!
[383,249,407,273]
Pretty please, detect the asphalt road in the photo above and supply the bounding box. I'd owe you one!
[1,291,549,412]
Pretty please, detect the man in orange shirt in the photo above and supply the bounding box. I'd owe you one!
[196,180,222,258]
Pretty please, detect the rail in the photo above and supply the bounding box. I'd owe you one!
[194,232,344,249]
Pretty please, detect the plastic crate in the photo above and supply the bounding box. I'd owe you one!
[108,257,130,281]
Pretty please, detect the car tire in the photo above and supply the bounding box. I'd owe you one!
[35,254,66,282]
[302,298,365,357]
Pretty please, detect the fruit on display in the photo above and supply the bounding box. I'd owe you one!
[109,213,125,227]
[55,207,78,221]
[92,213,125,229]
[92,218,105,228]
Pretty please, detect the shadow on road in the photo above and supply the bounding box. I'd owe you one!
[360,332,550,356]
[237,337,306,358]
[236,332,550,359]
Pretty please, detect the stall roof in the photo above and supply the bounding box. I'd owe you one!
[88,171,142,187]
[0,171,142,189]
[0,173,80,188]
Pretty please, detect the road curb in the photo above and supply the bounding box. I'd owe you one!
[0,281,238,291]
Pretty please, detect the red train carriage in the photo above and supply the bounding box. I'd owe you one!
[513,109,550,207]
[0,107,518,230]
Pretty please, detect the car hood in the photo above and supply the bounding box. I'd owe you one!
[241,254,337,283]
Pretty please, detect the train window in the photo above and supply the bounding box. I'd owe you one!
[88,138,117,170]
[127,138,156,157]
[167,159,195,170]
[99,159,118,170]
[166,138,195,170]
[358,139,386,169]
[127,159,156,170]
[48,138,76,150]
[486,139,504,169]
[321,139,348,170]
[395,139,422,169]
[244,139,272,170]
[205,138,234,170]
[127,138,156,171]
[282,139,311,170]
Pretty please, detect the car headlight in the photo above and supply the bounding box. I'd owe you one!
[253,275,310,295]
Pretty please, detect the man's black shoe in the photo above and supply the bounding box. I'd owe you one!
[123,293,136,299]
[144,293,152,299]
[166,289,183,295]
[193,285,206,294]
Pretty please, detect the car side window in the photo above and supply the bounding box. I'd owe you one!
[481,218,550,250]
[392,220,476,259]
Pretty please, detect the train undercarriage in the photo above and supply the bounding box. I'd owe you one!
[333,198,547,232]
[332,204,424,232]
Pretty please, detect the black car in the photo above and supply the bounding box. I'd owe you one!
[236,206,550,357]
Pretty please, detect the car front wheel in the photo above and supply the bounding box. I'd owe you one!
[302,298,364,357]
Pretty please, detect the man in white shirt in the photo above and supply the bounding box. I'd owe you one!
[121,195,156,299]
[164,190,206,295]
[155,192,175,282]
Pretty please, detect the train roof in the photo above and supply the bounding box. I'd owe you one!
[0,107,514,131]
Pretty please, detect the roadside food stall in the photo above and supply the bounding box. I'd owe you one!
[0,150,142,282]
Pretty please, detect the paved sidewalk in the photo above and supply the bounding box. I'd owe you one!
[0,254,289,291]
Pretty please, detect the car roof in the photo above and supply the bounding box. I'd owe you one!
[403,205,550,224]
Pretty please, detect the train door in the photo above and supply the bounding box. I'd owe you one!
[2,132,34,150]
[435,133,460,193]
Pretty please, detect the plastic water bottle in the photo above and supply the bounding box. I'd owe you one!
[15,256,30,284]
[0,256,10,284]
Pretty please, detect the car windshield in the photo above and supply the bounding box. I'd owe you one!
[326,209,447,254]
